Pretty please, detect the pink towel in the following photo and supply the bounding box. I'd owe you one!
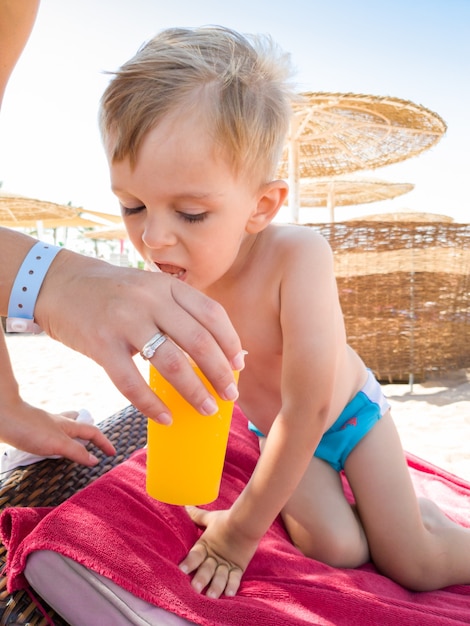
[1,406,470,626]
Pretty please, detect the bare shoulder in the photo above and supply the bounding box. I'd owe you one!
[264,224,333,263]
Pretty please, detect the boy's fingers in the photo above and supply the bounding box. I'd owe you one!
[205,563,243,599]
[180,541,243,598]
[179,541,209,574]
[205,562,231,598]
[185,505,208,527]
[224,567,243,597]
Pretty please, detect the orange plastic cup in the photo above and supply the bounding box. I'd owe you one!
[146,364,238,505]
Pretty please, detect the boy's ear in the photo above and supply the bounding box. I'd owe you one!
[246,180,289,233]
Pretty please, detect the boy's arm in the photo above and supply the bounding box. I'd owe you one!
[181,232,342,596]
[181,411,327,596]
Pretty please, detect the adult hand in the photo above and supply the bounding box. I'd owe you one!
[0,404,116,467]
[0,328,113,465]
[35,248,243,424]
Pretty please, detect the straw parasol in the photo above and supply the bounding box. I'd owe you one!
[83,226,127,240]
[357,210,454,223]
[83,226,129,257]
[0,191,78,227]
[277,92,447,221]
[78,209,122,225]
[286,178,414,222]
[0,192,121,228]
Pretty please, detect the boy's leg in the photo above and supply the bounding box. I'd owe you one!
[345,410,470,590]
[279,453,370,568]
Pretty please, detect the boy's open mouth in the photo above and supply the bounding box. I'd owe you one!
[155,263,186,279]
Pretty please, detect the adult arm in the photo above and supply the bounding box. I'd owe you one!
[0,0,40,106]
[0,229,243,423]
[0,326,116,464]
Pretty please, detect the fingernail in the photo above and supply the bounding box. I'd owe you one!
[231,350,247,371]
[88,453,99,465]
[200,397,218,416]
[157,412,172,425]
[179,564,189,574]
[223,382,239,402]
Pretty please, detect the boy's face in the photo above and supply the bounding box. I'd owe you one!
[108,112,264,292]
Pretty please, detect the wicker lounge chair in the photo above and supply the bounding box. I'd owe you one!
[0,404,147,625]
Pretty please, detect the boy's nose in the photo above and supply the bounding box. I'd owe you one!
[142,216,177,249]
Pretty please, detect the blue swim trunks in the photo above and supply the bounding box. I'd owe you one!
[248,370,390,472]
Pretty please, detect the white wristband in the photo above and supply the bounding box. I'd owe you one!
[6,241,62,333]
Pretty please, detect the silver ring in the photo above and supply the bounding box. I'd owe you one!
[140,331,168,360]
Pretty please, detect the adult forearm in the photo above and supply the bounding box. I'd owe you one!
[0,0,40,105]
[1,228,242,422]
[0,228,38,313]
[0,327,20,401]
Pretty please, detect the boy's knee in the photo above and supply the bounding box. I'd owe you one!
[374,557,432,591]
[372,544,441,591]
[297,527,369,569]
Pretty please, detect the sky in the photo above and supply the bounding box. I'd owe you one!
[0,0,469,227]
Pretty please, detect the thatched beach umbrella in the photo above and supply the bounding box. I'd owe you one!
[277,92,447,221]
[287,178,414,222]
[358,210,454,223]
[0,191,78,227]
[83,226,127,241]
[83,226,128,255]
[77,209,123,225]
[0,191,121,228]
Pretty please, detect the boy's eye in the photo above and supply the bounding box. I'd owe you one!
[178,211,208,224]
[120,204,146,216]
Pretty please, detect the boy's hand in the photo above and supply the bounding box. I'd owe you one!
[179,506,258,599]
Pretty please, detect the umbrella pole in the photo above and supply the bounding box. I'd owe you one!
[409,250,416,393]
[36,220,44,240]
[327,183,336,223]
[288,116,300,223]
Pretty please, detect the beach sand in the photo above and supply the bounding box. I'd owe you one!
[4,333,470,483]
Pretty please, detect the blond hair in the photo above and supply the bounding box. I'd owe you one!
[99,25,295,182]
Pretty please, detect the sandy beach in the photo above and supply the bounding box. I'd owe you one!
[4,333,470,483]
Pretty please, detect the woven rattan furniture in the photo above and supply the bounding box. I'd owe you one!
[313,220,470,383]
[0,404,148,625]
